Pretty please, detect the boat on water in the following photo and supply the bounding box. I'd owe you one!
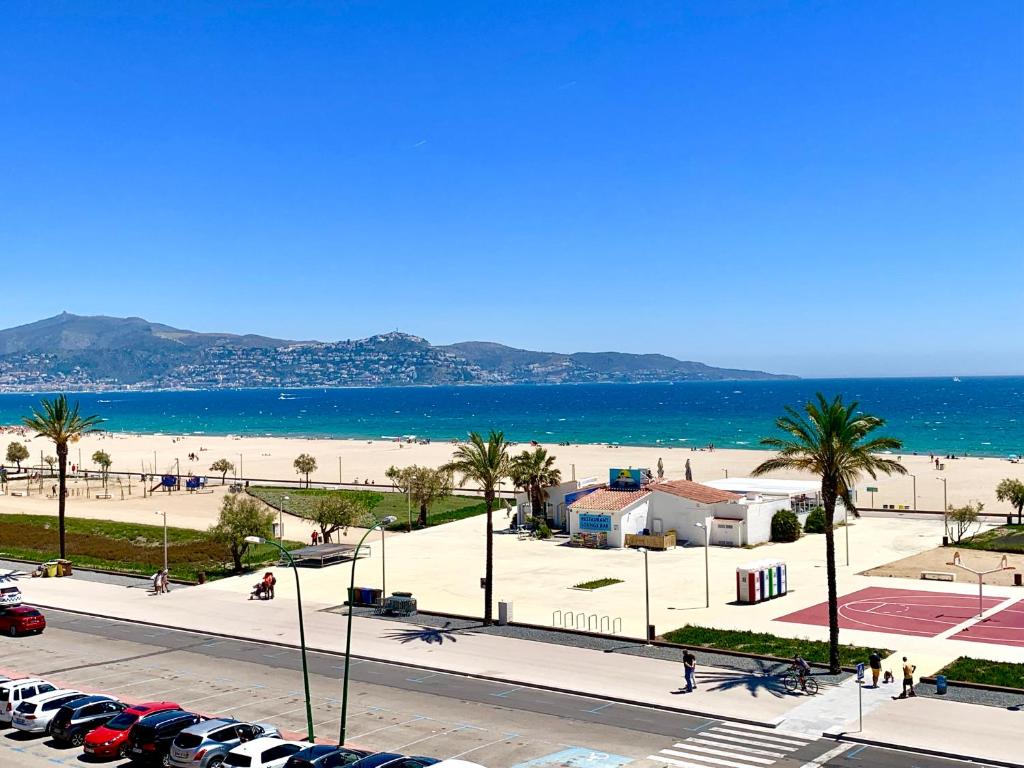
[953,377,961,382]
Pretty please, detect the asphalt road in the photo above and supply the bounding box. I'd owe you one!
[0,610,1000,768]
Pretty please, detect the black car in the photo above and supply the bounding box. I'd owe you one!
[284,745,371,768]
[128,710,203,766]
[50,695,126,747]
[350,756,438,768]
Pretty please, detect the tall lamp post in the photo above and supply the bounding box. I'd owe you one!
[155,510,167,574]
[244,535,314,743]
[910,474,917,511]
[339,515,398,745]
[939,477,948,540]
[280,495,289,541]
[637,547,651,645]
[694,518,711,608]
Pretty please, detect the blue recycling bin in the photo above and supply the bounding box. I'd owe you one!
[935,674,947,695]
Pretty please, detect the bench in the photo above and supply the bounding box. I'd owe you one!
[921,571,955,581]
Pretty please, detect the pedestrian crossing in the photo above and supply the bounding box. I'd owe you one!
[648,721,815,768]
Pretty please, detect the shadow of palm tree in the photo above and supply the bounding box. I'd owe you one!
[690,658,795,699]
[382,621,475,645]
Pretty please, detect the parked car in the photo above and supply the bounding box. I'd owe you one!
[169,718,281,768]
[50,695,126,746]
[0,583,23,606]
[284,745,371,768]
[0,605,46,636]
[349,756,439,768]
[127,710,203,766]
[430,762,486,767]
[0,678,57,725]
[12,689,88,734]
[84,701,182,759]
[223,737,305,768]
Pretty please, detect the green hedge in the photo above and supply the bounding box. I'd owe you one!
[661,625,888,667]
[937,656,1024,688]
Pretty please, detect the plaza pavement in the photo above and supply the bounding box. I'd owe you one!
[20,571,1024,767]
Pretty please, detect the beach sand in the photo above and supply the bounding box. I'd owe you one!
[1,430,1022,530]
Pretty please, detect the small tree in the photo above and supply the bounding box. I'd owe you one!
[947,502,982,544]
[210,458,235,485]
[44,455,57,474]
[771,509,801,542]
[995,479,1024,525]
[92,450,112,488]
[209,494,276,572]
[294,454,317,488]
[385,465,453,528]
[6,441,29,472]
[310,496,358,542]
[804,507,827,534]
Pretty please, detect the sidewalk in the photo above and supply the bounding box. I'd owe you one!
[24,574,1021,765]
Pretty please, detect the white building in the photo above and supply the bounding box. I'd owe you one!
[566,487,651,548]
[703,477,847,521]
[513,477,602,528]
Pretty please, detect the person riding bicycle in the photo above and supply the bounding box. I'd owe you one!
[793,654,812,691]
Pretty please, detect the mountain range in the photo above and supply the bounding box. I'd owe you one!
[0,313,795,390]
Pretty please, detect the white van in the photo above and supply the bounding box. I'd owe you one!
[0,679,57,725]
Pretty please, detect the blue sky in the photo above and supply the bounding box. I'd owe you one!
[1,2,1021,377]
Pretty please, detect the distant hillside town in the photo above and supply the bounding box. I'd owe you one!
[0,313,796,391]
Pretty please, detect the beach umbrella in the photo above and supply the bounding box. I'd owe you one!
[685,459,692,481]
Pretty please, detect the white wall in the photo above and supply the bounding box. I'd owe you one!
[742,497,791,545]
[615,500,650,548]
[648,492,721,546]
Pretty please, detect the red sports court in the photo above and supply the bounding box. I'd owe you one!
[776,587,1004,638]
[952,600,1024,648]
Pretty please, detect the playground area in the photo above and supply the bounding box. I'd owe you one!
[776,586,1024,644]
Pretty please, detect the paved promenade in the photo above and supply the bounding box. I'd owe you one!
[20,573,1022,766]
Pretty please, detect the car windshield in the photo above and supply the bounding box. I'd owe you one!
[175,732,203,749]
[224,754,252,767]
[105,712,140,730]
[0,689,10,702]
[15,702,36,713]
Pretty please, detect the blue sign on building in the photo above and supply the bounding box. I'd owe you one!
[578,513,612,532]
[609,468,644,490]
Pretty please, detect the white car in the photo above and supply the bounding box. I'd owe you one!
[0,583,22,607]
[12,689,88,734]
[224,737,305,768]
[432,762,487,767]
[0,679,57,725]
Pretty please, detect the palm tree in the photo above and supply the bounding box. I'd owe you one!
[510,447,561,521]
[444,431,510,625]
[752,393,905,673]
[23,395,103,559]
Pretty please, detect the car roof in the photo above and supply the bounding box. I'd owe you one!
[3,605,39,614]
[23,689,82,704]
[353,755,403,767]
[181,718,240,735]
[292,745,339,759]
[128,701,180,714]
[232,737,302,755]
[64,695,116,709]
[138,709,197,726]
[1,678,49,688]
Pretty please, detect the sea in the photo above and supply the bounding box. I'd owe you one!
[0,378,1021,457]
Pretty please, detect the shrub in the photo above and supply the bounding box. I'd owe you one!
[771,509,801,542]
[804,507,827,534]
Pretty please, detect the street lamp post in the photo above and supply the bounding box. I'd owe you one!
[637,547,651,645]
[911,474,917,510]
[280,495,289,541]
[244,535,314,743]
[340,515,398,745]
[155,510,167,573]
[723,468,728,479]
[694,519,710,608]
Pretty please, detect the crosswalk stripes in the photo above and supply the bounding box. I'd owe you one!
[648,721,815,768]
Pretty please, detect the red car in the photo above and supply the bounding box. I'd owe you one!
[0,605,46,636]
[83,702,181,759]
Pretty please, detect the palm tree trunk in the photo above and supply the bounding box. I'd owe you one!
[484,490,494,626]
[823,492,841,674]
[57,445,68,560]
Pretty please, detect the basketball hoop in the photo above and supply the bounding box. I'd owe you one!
[946,551,1016,618]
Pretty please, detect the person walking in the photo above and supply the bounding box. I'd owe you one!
[682,649,697,692]
[151,570,162,595]
[159,569,170,594]
[901,656,917,698]
[869,650,882,688]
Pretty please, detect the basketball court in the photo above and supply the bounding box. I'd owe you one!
[952,599,1024,648]
[776,587,1006,638]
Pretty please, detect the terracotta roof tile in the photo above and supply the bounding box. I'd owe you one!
[651,479,741,504]
[568,487,651,511]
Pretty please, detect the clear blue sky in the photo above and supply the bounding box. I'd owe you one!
[2,2,1021,377]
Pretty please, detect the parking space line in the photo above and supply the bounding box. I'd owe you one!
[388,729,453,751]
[213,693,298,714]
[348,716,428,740]
[582,702,614,714]
[490,686,522,698]
[447,733,520,759]
[407,673,440,683]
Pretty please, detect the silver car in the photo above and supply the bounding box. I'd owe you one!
[169,719,281,768]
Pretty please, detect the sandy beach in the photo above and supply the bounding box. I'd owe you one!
[2,429,1022,528]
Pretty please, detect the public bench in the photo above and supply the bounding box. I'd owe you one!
[921,571,955,581]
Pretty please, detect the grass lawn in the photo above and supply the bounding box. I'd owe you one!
[958,525,1024,554]
[247,487,490,530]
[573,577,623,590]
[0,513,302,582]
[937,657,1024,688]
[661,625,890,667]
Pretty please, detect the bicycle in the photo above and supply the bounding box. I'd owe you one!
[781,666,819,695]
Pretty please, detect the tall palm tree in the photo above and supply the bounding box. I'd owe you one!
[445,431,510,625]
[752,393,905,673]
[23,395,103,559]
[510,447,561,521]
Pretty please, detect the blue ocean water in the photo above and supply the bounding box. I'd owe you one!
[0,378,1021,456]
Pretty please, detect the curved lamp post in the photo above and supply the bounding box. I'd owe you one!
[339,515,397,745]
[244,535,314,743]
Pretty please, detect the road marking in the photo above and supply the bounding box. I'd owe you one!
[686,738,787,759]
[719,721,814,740]
[697,732,798,752]
[664,744,775,765]
[799,743,852,767]
[348,716,428,740]
[447,733,520,759]
[845,745,868,760]
[684,719,717,732]
[218,693,296,714]
[582,702,614,714]
[407,673,440,683]
[710,727,808,747]
[490,686,523,698]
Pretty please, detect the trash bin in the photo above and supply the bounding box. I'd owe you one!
[936,675,947,695]
[56,559,72,577]
[44,562,58,578]
[498,600,513,625]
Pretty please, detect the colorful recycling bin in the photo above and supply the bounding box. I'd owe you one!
[736,559,787,604]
